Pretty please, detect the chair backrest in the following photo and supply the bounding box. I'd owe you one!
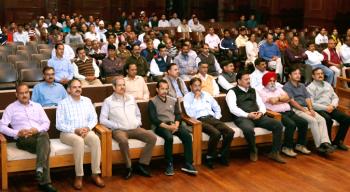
[147,82,157,98]
[31,53,45,65]
[37,44,52,52]
[0,68,18,90]
[20,68,43,83]
[39,49,52,59]
[15,61,36,72]
[7,54,27,66]
[16,50,30,58]
[40,60,49,68]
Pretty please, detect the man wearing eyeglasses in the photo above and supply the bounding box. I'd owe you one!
[32,66,67,107]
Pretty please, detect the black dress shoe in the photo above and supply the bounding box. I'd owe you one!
[124,167,133,180]
[218,156,229,166]
[204,157,214,169]
[36,171,43,181]
[135,163,151,177]
[336,143,349,151]
[323,143,335,153]
[38,183,57,192]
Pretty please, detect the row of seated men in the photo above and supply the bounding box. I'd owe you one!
[1,57,350,191]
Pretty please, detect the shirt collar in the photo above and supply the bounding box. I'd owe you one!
[238,85,249,92]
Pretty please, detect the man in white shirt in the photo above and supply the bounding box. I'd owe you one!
[217,60,237,92]
[315,28,328,48]
[226,70,285,163]
[150,44,172,81]
[169,13,181,27]
[190,17,205,33]
[304,42,334,84]
[51,35,75,61]
[95,20,107,43]
[250,58,268,90]
[158,14,170,27]
[340,36,350,70]
[235,27,249,48]
[204,27,221,53]
[13,24,29,45]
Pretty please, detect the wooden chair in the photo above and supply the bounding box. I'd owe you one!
[0,106,108,190]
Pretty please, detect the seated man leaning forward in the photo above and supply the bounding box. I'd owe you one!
[226,70,285,163]
[149,79,198,176]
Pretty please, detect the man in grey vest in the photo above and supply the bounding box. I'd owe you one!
[226,70,285,163]
[163,63,189,99]
[149,79,197,176]
[196,43,222,76]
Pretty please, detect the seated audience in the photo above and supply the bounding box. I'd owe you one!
[65,25,83,44]
[282,67,335,155]
[13,24,29,45]
[56,79,105,190]
[205,27,221,53]
[304,42,334,85]
[150,44,172,81]
[245,33,259,64]
[322,39,348,85]
[217,60,237,92]
[259,33,283,79]
[190,17,205,32]
[100,77,157,179]
[194,62,220,96]
[226,70,285,163]
[174,44,198,80]
[48,43,74,85]
[73,47,102,86]
[125,44,149,78]
[101,33,119,56]
[184,78,234,168]
[124,63,150,101]
[32,66,67,106]
[257,72,310,157]
[196,43,222,76]
[100,44,125,83]
[250,58,268,90]
[235,27,249,48]
[285,36,312,84]
[307,68,350,150]
[149,80,198,175]
[163,63,189,99]
[0,83,57,192]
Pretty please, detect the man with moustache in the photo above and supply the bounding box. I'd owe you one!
[0,83,57,192]
[307,68,350,150]
[149,79,197,176]
[100,76,157,179]
[184,78,234,168]
[226,70,285,163]
[283,67,335,155]
[32,66,67,107]
[125,44,149,78]
[56,79,104,190]
[257,72,310,157]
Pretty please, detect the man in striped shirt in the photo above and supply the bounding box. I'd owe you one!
[56,79,104,190]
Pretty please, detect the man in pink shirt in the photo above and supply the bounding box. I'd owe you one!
[257,72,310,157]
[0,83,57,192]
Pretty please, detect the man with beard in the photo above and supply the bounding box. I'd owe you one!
[257,72,310,157]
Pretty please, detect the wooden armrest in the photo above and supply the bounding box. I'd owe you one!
[181,114,201,126]
[0,133,7,144]
[266,110,282,121]
[181,114,202,165]
[94,124,111,135]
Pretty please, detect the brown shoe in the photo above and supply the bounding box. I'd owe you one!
[74,176,83,190]
[91,174,105,188]
[268,151,286,164]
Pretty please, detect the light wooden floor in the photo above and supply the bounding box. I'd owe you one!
[8,145,350,192]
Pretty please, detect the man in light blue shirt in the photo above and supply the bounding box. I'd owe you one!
[32,66,67,106]
[48,43,74,85]
[174,44,198,81]
[183,77,234,169]
[56,79,104,190]
[259,33,283,78]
